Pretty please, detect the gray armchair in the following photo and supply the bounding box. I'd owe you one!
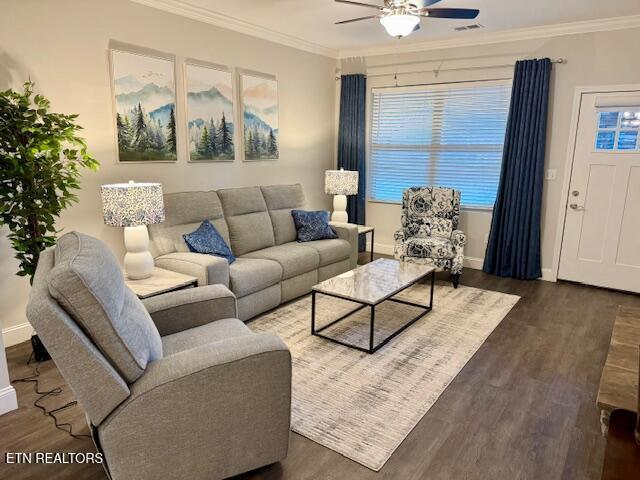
[26,231,291,480]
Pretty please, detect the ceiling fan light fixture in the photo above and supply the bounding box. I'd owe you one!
[380,14,420,37]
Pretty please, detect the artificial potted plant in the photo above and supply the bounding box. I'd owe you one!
[0,81,99,358]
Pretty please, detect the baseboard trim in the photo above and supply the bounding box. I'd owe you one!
[373,243,556,282]
[2,322,32,348]
[0,386,18,416]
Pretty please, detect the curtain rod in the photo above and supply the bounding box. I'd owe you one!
[335,58,566,80]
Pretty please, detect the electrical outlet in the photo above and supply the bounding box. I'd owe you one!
[546,169,557,180]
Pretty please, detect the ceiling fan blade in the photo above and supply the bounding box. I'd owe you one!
[416,0,443,6]
[334,0,383,10]
[335,15,380,24]
[413,22,421,32]
[420,8,480,19]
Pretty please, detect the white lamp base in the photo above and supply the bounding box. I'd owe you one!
[123,225,154,280]
[331,195,349,223]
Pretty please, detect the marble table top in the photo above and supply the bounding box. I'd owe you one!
[312,258,434,305]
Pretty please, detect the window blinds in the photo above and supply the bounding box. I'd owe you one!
[370,81,512,208]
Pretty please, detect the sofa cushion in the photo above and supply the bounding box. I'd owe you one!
[243,243,320,280]
[405,237,455,260]
[301,239,351,267]
[183,220,236,264]
[48,232,162,383]
[161,318,251,356]
[261,184,305,245]
[229,258,283,298]
[292,210,338,242]
[148,191,229,257]
[217,186,275,256]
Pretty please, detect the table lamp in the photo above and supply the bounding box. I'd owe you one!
[324,168,359,223]
[101,181,165,279]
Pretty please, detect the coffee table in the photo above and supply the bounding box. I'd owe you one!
[311,258,435,354]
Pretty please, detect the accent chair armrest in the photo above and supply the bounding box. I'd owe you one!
[98,333,291,480]
[142,284,238,336]
[329,222,359,268]
[450,229,467,249]
[154,252,230,287]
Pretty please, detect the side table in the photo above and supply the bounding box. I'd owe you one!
[358,225,375,263]
[125,267,198,299]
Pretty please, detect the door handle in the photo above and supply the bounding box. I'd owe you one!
[569,203,585,211]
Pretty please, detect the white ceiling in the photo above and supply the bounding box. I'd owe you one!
[136,0,640,56]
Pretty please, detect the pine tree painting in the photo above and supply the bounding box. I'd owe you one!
[185,63,235,161]
[112,49,177,161]
[241,74,278,161]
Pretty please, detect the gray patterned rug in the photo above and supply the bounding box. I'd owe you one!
[249,282,520,471]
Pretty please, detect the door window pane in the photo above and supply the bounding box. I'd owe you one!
[599,111,619,128]
[617,130,638,150]
[621,111,640,129]
[596,131,616,150]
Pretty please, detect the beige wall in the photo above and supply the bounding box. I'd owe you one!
[342,27,640,273]
[0,0,338,338]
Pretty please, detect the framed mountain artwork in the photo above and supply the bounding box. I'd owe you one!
[185,61,235,162]
[241,73,279,161]
[110,44,177,162]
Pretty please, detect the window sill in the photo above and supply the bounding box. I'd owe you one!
[367,199,493,212]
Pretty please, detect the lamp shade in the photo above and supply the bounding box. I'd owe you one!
[380,14,420,38]
[101,182,165,227]
[324,169,359,196]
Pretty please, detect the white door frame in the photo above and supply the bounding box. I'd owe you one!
[550,83,640,282]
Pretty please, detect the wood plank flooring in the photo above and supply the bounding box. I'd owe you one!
[1,257,639,480]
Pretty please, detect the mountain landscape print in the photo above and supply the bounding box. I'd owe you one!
[111,49,177,161]
[186,63,235,161]
[241,74,278,160]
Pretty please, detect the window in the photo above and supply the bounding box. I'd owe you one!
[369,80,512,208]
[595,110,640,151]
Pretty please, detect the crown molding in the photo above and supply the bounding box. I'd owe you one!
[338,14,640,59]
[130,0,340,58]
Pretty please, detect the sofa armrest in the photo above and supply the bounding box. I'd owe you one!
[155,252,230,287]
[142,285,237,336]
[450,229,467,249]
[329,222,358,269]
[98,333,291,480]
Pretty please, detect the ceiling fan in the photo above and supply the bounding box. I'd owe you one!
[335,0,480,38]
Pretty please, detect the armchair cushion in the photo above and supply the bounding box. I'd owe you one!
[162,318,251,356]
[405,237,455,259]
[142,285,237,336]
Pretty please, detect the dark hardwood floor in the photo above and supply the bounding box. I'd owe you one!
[2,254,639,480]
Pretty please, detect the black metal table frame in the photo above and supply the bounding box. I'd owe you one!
[311,269,435,354]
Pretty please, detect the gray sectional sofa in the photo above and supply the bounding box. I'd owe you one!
[148,184,359,320]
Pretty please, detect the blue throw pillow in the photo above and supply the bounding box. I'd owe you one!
[291,210,338,242]
[183,220,236,264]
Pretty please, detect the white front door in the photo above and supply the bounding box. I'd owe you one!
[558,90,640,293]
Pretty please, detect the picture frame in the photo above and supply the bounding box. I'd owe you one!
[109,42,178,163]
[240,71,279,161]
[184,59,236,162]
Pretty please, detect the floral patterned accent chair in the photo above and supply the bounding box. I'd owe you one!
[394,186,467,288]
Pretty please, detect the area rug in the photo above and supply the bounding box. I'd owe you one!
[248,282,520,471]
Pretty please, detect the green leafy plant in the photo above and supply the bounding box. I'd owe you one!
[0,82,99,281]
